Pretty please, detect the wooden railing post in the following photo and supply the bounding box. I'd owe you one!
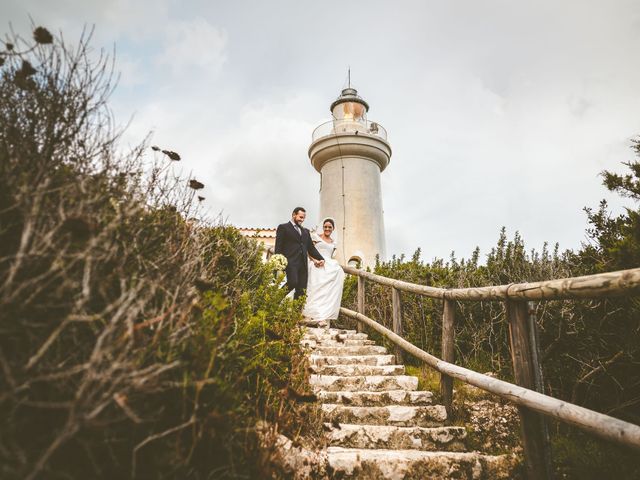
[391,287,404,364]
[526,301,546,397]
[506,300,553,480]
[357,276,365,333]
[441,298,455,417]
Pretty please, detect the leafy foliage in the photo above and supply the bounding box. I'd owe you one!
[0,26,313,479]
[583,140,640,271]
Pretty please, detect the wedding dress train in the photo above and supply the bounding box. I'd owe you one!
[302,237,345,322]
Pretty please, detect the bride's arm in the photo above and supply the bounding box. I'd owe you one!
[308,252,324,267]
[308,231,323,263]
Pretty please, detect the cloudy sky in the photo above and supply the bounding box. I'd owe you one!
[4,1,640,262]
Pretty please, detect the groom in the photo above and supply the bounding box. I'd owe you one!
[275,207,324,299]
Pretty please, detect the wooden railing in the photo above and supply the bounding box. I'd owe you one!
[340,265,640,480]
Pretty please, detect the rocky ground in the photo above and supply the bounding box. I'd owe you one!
[458,392,523,456]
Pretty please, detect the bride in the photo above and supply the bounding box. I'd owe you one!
[302,218,345,324]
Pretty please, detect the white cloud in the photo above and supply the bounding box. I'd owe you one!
[201,94,324,228]
[4,0,640,262]
[155,18,227,77]
[114,53,147,87]
[112,86,325,228]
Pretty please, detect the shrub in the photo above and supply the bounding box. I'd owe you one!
[0,26,312,479]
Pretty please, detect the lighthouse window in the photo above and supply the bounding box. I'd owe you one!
[343,102,365,120]
[333,102,366,121]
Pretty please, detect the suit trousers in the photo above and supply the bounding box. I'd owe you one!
[285,261,307,299]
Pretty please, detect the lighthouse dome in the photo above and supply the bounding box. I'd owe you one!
[330,87,370,122]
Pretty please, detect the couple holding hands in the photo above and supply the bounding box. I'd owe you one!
[274,207,345,325]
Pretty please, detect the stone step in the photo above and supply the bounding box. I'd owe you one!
[303,339,377,348]
[326,424,467,452]
[308,354,395,366]
[322,404,447,427]
[324,339,376,346]
[300,339,317,348]
[299,326,519,478]
[327,447,515,480]
[317,390,433,407]
[314,345,388,356]
[311,364,405,376]
[310,375,418,392]
[304,327,358,337]
[303,330,369,341]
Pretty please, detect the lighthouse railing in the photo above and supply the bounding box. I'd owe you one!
[311,119,388,142]
[340,264,640,479]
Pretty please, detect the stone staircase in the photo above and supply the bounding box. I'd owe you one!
[302,327,516,479]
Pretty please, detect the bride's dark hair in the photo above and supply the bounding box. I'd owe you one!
[322,218,335,228]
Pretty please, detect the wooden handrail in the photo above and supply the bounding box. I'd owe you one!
[343,265,446,298]
[342,265,640,301]
[340,307,640,451]
[341,264,640,477]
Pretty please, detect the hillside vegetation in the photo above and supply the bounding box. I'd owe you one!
[341,141,640,478]
[0,27,316,479]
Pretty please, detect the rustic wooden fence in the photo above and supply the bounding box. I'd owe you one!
[340,265,640,480]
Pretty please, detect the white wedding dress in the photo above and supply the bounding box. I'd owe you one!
[303,235,345,322]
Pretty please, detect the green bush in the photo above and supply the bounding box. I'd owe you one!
[0,26,313,479]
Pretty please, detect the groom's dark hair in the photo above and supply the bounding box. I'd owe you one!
[292,207,306,215]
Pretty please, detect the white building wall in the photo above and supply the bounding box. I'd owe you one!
[309,134,391,270]
[319,157,386,267]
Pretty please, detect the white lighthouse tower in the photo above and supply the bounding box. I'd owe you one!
[308,85,392,269]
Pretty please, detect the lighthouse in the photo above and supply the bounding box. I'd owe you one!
[308,86,392,269]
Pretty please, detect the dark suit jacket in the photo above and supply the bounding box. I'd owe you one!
[274,222,324,269]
